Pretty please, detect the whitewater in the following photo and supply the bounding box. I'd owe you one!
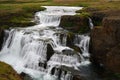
[0,6,91,80]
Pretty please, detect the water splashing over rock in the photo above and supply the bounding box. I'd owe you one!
[0,6,91,80]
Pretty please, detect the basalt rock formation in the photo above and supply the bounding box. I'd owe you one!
[90,15,120,73]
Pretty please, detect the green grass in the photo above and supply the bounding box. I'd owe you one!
[0,61,22,80]
[0,0,120,29]
[0,0,47,3]
[0,3,46,29]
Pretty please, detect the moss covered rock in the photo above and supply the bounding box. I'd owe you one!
[60,15,90,34]
[0,61,22,80]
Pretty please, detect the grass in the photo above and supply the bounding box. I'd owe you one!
[0,0,120,29]
[0,61,22,80]
[0,2,46,29]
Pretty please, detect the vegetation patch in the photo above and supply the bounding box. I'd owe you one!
[0,0,120,29]
[0,61,22,80]
[0,5,45,29]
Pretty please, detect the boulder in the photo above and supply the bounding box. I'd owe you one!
[60,15,90,33]
[20,72,33,80]
[46,44,54,61]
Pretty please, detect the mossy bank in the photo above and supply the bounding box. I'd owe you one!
[0,6,45,29]
[0,61,22,80]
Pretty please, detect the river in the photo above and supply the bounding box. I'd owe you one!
[0,6,104,80]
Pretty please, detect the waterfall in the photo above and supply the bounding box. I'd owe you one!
[74,35,90,57]
[0,6,91,80]
[74,34,91,65]
[89,18,94,29]
[35,6,82,27]
[35,12,61,26]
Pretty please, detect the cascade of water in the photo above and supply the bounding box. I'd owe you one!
[61,71,65,79]
[35,12,61,26]
[65,72,72,80]
[21,41,47,71]
[74,34,91,66]
[89,18,94,29]
[35,6,82,27]
[74,35,90,57]
[0,6,91,80]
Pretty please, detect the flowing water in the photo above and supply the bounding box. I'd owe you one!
[0,6,101,80]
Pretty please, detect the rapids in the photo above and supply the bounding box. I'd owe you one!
[0,6,96,80]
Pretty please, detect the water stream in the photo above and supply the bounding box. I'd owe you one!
[0,6,100,80]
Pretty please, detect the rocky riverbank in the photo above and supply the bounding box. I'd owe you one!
[89,9,120,73]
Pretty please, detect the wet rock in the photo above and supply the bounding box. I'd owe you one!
[21,72,33,80]
[39,62,47,69]
[61,66,83,80]
[51,65,82,80]
[73,75,82,80]
[61,66,80,75]
[90,16,120,73]
[70,45,82,53]
[51,67,56,75]
[0,61,22,80]
[66,32,82,53]
[62,49,74,55]
[0,28,5,50]
[46,44,54,61]
[66,32,75,47]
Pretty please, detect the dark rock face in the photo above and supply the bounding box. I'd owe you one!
[66,32,75,47]
[47,44,54,61]
[0,28,4,50]
[106,44,120,72]
[21,72,33,80]
[90,16,120,73]
[86,9,120,27]
[91,11,106,26]
[66,32,82,53]
[73,75,82,80]
[60,15,90,33]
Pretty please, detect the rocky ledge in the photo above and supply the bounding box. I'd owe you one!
[60,15,90,34]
